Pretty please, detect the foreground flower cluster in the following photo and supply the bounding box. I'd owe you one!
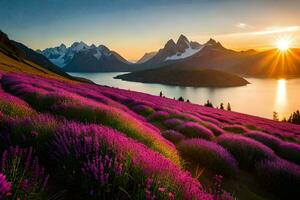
[0,72,299,199]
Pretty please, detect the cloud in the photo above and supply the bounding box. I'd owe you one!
[248,26,300,35]
[236,23,253,29]
[208,25,300,38]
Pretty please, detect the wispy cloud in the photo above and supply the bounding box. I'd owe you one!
[249,26,300,35]
[203,25,300,38]
[235,23,253,29]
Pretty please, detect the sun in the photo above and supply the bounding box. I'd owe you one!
[276,38,290,51]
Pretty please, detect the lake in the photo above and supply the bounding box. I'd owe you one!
[69,72,300,119]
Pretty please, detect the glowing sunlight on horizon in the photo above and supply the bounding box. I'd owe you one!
[276,38,291,51]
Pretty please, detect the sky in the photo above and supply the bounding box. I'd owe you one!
[1,0,300,61]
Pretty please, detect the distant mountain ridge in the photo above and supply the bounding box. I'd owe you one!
[136,52,157,63]
[142,34,203,66]
[38,42,132,72]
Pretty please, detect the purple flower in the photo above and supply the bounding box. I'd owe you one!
[0,173,11,198]
[0,146,49,196]
[53,122,209,199]
[82,154,123,186]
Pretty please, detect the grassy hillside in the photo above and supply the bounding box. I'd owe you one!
[0,66,299,199]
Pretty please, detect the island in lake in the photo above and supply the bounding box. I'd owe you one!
[115,67,250,87]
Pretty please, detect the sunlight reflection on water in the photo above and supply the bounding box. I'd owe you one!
[275,79,288,116]
[276,79,287,106]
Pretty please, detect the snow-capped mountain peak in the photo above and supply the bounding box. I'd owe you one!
[38,42,118,67]
[165,35,203,61]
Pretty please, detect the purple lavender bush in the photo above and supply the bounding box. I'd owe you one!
[178,139,238,176]
[162,130,186,144]
[132,104,155,116]
[1,114,58,156]
[216,134,276,169]
[223,125,248,134]
[2,78,179,164]
[164,118,184,129]
[0,173,11,198]
[245,131,282,150]
[277,142,300,165]
[0,86,33,117]
[0,146,49,199]
[148,110,170,122]
[50,122,211,199]
[255,159,300,198]
[176,122,215,140]
[204,122,226,136]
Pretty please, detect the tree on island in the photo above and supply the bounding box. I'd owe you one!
[227,103,231,111]
[159,91,163,97]
[204,100,213,108]
[178,96,185,101]
[273,111,279,121]
[287,110,300,124]
[220,103,224,110]
[186,99,190,103]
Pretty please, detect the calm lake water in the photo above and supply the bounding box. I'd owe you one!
[69,72,300,119]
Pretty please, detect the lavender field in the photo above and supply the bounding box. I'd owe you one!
[0,72,299,199]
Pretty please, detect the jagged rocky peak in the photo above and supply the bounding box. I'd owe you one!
[58,43,67,50]
[206,38,217,45]
[164,39,178,54]
[98,45,110,52]
[70,41,89,51]
[205,38,223,47]
[177,34,190,52]
[190,41,201,49]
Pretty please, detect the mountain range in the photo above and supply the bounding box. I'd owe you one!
[37,34,204,72]
[2,29,297,79]
[37,42,133,72]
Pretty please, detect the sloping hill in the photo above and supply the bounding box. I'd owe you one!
[0,30,92,83]
[11,40,72,77]
[0,71,299,199]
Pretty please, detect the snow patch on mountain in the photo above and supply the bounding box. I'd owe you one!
[94,49,102,60]
[49,55,65,67]
[165,46,203,61]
